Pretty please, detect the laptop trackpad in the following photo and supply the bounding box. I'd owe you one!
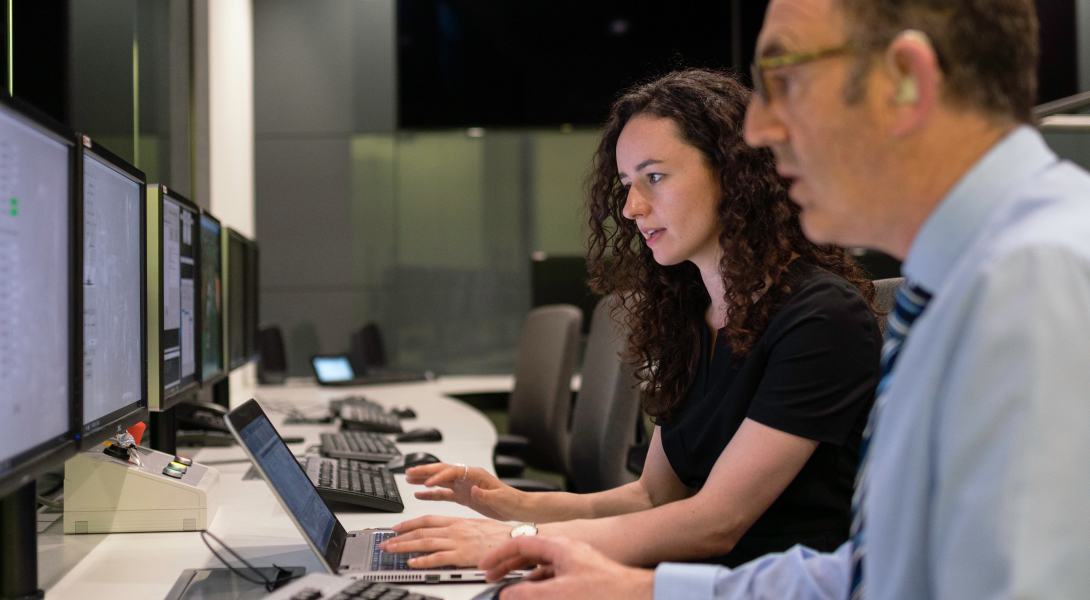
[339,532,373,573]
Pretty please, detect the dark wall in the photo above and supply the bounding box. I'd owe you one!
[1036,0,1079,102]
[12,0,69,124]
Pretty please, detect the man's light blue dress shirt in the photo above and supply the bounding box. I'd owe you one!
[654,126,1090,600]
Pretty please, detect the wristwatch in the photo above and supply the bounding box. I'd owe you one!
[510,523,538,538]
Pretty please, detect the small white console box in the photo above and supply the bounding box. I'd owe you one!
[64,444,220,534]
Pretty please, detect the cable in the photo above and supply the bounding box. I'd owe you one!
[36,495,63,510]
[199,530,304,592]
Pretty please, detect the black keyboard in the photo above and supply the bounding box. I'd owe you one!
[260,573,443,600]
[305,456,404,512]
[320,431,401,461]
[328,395,384,414]
[339,405,403,434]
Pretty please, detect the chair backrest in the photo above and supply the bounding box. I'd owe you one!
[872,277,905,337]
[257,326,287,383]
[568,295,643,493]
[507,304,583,473]
[349,322,387,373]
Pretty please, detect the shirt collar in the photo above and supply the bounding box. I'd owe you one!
[902,125,1058,293]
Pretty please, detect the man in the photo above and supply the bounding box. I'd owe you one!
[476,0,1090,599]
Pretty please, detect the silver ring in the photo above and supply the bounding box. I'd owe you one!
[453,463,468,481]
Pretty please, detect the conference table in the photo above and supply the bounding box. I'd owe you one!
[38,374,517,600]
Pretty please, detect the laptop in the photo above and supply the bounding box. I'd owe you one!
[311,355,430,387]
[224,399,520,583]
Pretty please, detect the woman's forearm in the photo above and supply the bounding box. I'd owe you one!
[514,480,655,523]
[538,493,745,566]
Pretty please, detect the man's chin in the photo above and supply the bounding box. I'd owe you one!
[798,209,843,246]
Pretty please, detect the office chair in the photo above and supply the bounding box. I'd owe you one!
[349,322,387,373]
[257,326,287,384]
[567,295,644,494]
[496,304,582,492]
[872,277,905,336]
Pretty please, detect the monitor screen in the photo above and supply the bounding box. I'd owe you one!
[234,408,336,552]
[82,148,145,439]
[161,194,199,398]
[0,103,75,490]
[312,357,354,383]
[200,214,223,381]
[227,230,246,369]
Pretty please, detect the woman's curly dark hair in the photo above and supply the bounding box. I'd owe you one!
[586,69,875,422]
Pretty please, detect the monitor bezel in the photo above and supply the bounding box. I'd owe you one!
[198,210,227,387]
[158,186,203,406]
[0,95,80,498]
[245,240,260,363]
[226,228,249,371]
[77,136,150,449]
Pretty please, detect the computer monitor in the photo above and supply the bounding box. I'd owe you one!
[200,212,225,384]
[0,97,79,498]
[226,228,247,370]
[244,240,259,362]
[146,184,200,409]
[79,137,149,447]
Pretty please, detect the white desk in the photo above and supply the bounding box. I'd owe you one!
[39,376,514,600]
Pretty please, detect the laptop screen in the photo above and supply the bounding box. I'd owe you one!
[313,356,354,382]
[235,412,337,551]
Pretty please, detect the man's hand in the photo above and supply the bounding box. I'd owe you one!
[479,536,655,600]
[380,515,513,568]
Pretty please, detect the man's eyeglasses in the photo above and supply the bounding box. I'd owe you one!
[751,44,854,103]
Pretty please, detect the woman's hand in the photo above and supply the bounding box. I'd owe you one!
[380,515,514,568]
[405,462,525,521]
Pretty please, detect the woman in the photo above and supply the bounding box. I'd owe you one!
[381,69,882,569]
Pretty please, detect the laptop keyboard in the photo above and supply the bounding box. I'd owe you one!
[339,405,404,434]
[320,430,401,461]
[305,456,404,513]
[369,531,458,572]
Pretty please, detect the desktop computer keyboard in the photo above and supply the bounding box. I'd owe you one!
[305,455,404,512]
[320,430,401,462]
[328,395,384,414]
[339,404,403,434]
[260,573,443,600]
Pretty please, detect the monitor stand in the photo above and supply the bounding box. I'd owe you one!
[0,483,45,600]
[211,378,229,410]
[150,407,178,456]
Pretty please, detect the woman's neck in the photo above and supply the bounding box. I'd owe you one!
[696,256,727,332]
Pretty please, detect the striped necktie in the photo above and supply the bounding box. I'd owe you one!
[849,281,933,600]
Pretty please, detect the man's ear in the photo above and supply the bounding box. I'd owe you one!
[885,30,940,136]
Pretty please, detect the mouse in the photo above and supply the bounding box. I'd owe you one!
[386,452,441,473]
[471,579,523,600]
[395,427,442,443]
[391,406,416,419]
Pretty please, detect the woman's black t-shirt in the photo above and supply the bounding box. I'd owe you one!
[659,262,882,568]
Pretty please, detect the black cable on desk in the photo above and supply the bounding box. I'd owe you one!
[199,530,305,592]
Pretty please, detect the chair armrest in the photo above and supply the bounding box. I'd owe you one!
[493,454,525,478]
[500,478,562,493]
[495,434,530,458]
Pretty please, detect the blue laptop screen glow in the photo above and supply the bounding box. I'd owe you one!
[237,415,336,551]
[314,357,354,382]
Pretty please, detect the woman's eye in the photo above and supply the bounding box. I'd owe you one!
[649,173,663,183]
